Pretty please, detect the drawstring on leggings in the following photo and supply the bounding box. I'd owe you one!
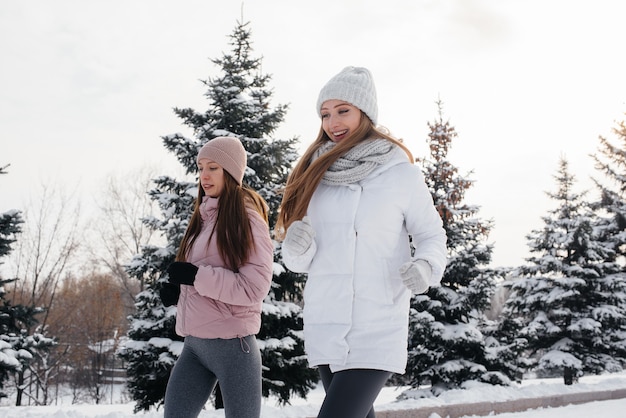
[239,336,251,353]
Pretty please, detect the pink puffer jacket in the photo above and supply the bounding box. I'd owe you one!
[175,196,274,339]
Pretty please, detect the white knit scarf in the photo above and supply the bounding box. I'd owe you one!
[312,138,396,186]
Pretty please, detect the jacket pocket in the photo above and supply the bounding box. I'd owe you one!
[357,258,394,306]
[303,274,353,325]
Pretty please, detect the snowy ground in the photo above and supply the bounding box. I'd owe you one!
[1,372,626,417]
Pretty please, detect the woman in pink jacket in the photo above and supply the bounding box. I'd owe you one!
[162,136,274,418]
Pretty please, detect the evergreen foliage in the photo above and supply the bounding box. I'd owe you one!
[591,114,626,260]
[401,100,507,395]
[0,279,31,400]
[500,157,626,382]
[0,166,23,259]
[0,165,50,400]
[118,20,315,412]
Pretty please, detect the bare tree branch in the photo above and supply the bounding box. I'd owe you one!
[87,165,164,301]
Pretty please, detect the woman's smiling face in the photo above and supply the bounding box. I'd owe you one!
[320,100,361,143]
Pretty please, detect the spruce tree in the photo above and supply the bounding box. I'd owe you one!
[0,165,22,260]
[0,165,45,401]
[0,281,47,401]
[118,20,315,412]
[1,165,23,398]
[0,165,24,399]
[591,113,626,260]
[400,100,507,395]
[500,157,626,384]
[589,113,626,371]
[0,279,22,399]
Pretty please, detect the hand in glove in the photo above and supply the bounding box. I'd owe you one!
[159,282,180,307]
[166,261,199,286]
[283,216,315,257]
[399,260,432,295]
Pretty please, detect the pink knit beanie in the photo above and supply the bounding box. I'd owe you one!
[197,136,247,185]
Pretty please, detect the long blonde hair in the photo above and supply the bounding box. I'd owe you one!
[275,113,412,240]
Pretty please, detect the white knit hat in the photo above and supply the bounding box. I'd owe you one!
[316,66,378,125]
[197,136,247,185]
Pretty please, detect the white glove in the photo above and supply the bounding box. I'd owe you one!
[399,260,432,294]
[283,216,315,257]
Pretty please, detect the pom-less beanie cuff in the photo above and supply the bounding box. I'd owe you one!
[316,66,378,125]
[197,136,247,185]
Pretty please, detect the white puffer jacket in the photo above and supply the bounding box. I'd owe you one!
[282,146,447,374]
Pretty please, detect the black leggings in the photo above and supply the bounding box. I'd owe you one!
[317,365,392,418]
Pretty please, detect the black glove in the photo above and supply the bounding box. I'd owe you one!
[159,282,180,307]
[167,261,198,285]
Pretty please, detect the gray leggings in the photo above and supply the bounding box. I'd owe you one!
[164,335,261,418]
[317,365,392,418]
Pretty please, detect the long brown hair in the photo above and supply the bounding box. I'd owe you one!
[176,172,269,271]
[275,112,412,240]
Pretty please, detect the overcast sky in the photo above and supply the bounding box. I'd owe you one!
[1,0,625,268]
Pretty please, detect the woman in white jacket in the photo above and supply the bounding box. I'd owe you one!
[277,66,447,418]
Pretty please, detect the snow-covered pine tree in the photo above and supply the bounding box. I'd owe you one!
[0,166,22,265]
[0,280,46,402]
[0,165,46,401]
[589,113,626,370]
[0,165,25,399]
[118,20,315,412]
[400,100,507,396]
[591,113,626,261]
[0,278,23,399]
[500,157,626,384]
